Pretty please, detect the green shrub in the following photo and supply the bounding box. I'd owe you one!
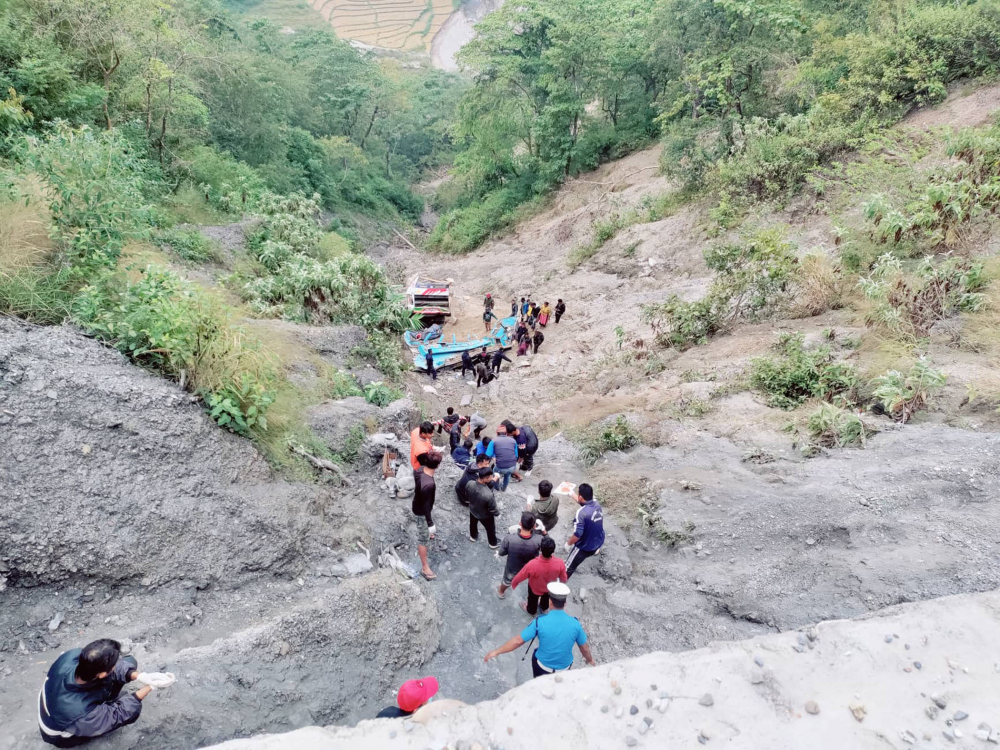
[641,295,724,349]
[19,124,160,272]
[207,375,275,435]
[859,254,987,337]
[660,120,724,190]
[352,330,406,381]
[716,114,854,206]
[363,380,401,407]
[0,268,74,324]
[327,369,363,399]
[807,403,869,447]
[870,359,946,423]
[749,333,859,410]
[428,187,539,254]
[155,227,219,264]
[642,228,798,349]
[577,415,640,465]
[71,265,280,437]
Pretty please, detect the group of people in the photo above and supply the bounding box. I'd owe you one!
[510,296,565,357]
[430,292,568,385]
[406,404,604,690]
[37,386,599,747]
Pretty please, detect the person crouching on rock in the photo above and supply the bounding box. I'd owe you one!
[376,676,439,718]
[38,638,174,747]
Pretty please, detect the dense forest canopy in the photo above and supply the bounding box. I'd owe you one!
[0,0,464,218]
[430,0,1000,252]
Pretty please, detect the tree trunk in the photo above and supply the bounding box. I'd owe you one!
[103,71,113,130]
[359,105,379,149]
[145,83,152,136]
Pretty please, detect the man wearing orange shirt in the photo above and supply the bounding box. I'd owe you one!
[410,421,435,476]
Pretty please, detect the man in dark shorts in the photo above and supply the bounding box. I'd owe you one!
[414,451,442,580]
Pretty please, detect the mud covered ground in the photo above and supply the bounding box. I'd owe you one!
[3,317,1000,749]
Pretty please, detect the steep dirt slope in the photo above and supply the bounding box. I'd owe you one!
[0,320,440,749]
[0,319,347,588]
[382,83,1000,445]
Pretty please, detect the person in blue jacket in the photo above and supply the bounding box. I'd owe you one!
[565,483,605,578]
[38,639,158,747]
[452,438,473,467]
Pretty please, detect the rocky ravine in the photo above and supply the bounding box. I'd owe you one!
[205,589,1000,750]
[3,313,1000,749]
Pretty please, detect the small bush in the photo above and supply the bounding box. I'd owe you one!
[716,114,854,208]
[793,252,845,317]
[870,358,946,423]
[660,120,724,190]
[363,380,401,407]
[352,330,406,381]
[577,415,640,465]
[327,369,363,399]
[807,403,869,447]
[859,254,987,337]
[637,497,695,546]
[642,228,798,349]
[155,227,219,264]
[749,333,859,409]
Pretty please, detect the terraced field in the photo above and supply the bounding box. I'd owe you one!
[311,0,455,50]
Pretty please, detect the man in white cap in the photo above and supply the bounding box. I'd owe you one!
[483,582,595,678]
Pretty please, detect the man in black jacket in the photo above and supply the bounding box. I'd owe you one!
[449,417,468,453]
[38,639,171,747]
[467,467,500,548]
[455,454,492,506]
[461,349,474,377]
[554,299,566,324]
[507,421,540,477]
[491,348,511,375]
[414,451,442,580]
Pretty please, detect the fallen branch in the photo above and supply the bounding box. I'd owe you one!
[392,227,417,250]
[290,444,352,486]
[573,166,658,190]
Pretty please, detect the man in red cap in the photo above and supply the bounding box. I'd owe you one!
[375,677,439,718]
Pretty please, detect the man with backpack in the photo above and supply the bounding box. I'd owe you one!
[506,421,539,477]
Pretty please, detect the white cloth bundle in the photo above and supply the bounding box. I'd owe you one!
[136,672,176,689]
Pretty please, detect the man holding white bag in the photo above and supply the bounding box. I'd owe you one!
[38,638,175,746]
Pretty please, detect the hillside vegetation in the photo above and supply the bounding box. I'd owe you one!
[2,0,1000,473]
[0,0,466,469]
[430,0,1000,252]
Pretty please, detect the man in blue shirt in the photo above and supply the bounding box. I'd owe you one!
[483,582,595,678]
[565,483,605,578]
